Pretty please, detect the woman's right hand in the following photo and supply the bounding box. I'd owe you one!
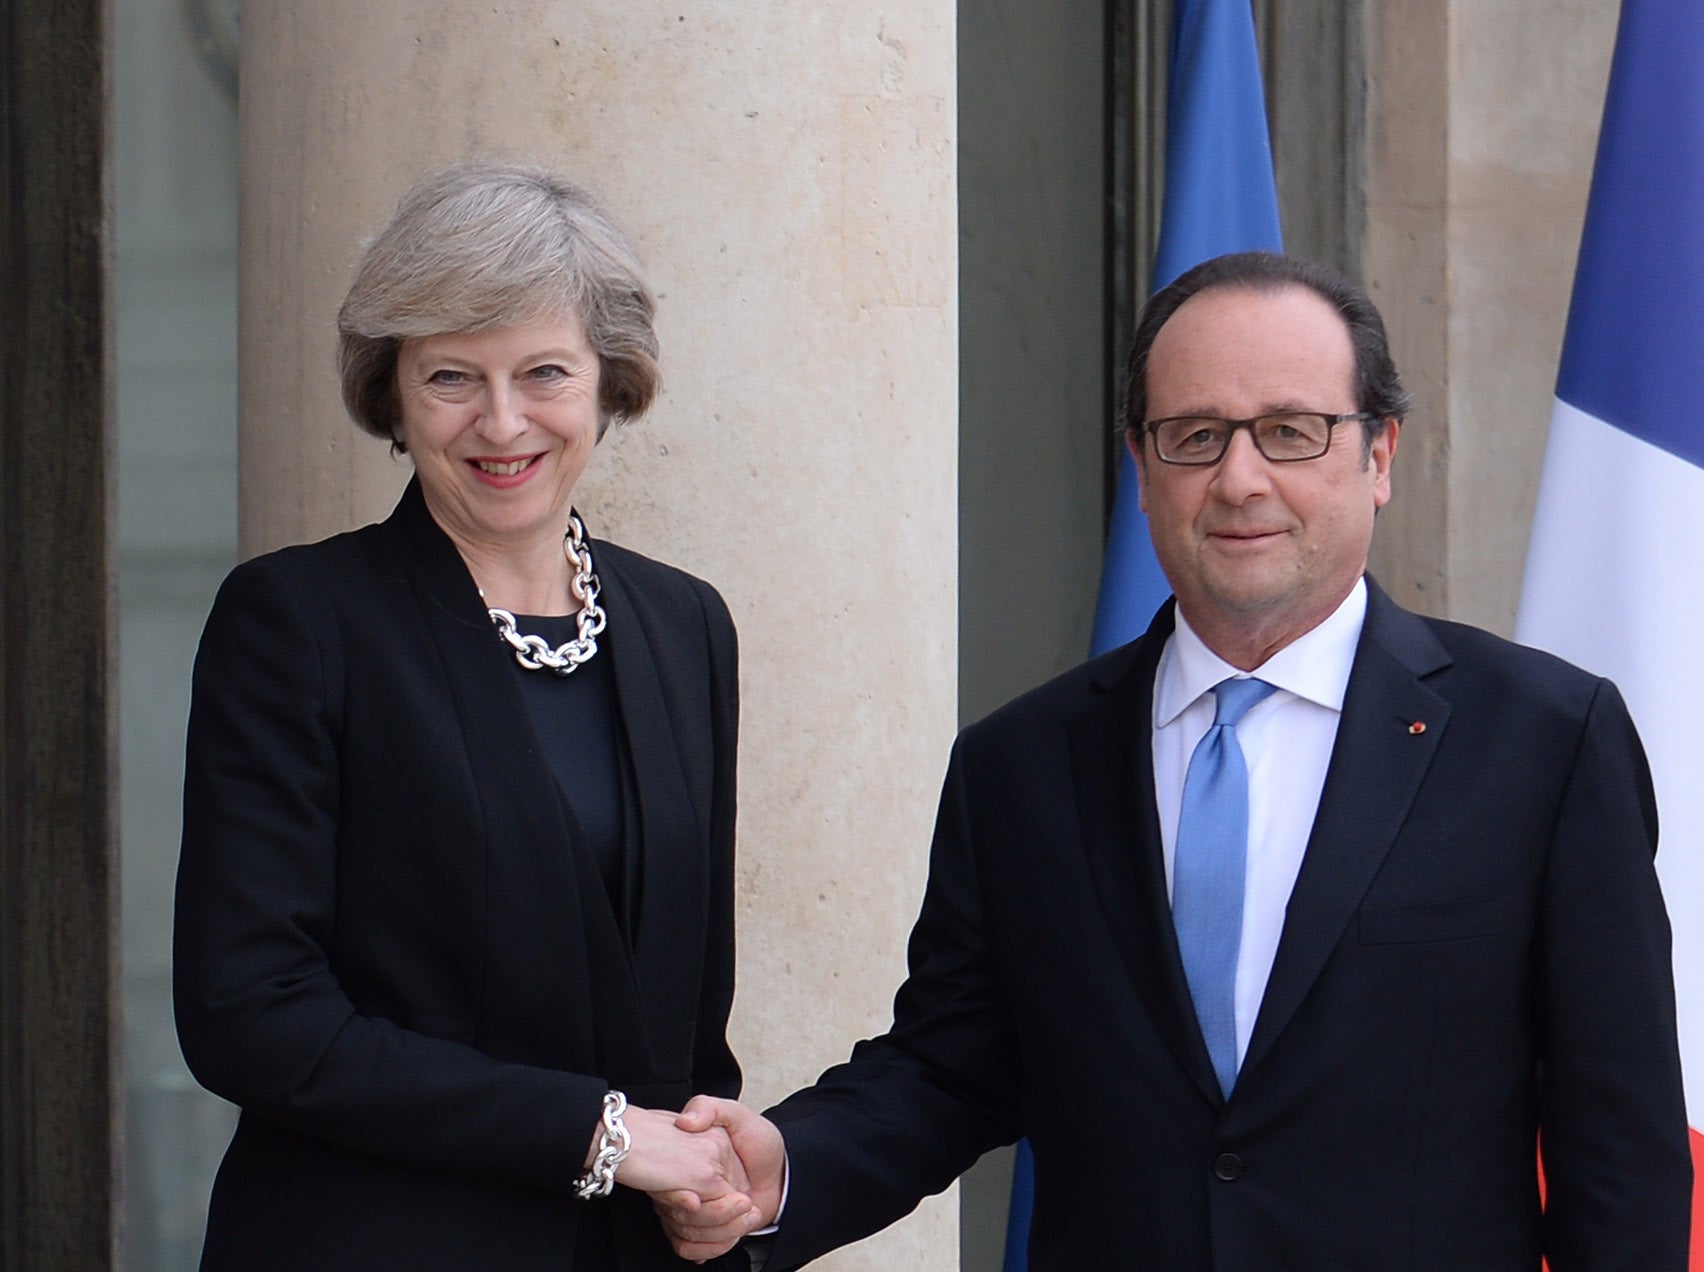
[651,1097,787,1261]
[602,1104,754,1209]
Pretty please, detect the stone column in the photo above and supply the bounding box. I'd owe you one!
[1362,0,1619,633]
[239,5,959,1268]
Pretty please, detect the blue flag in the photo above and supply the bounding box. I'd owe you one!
[1005,3,1282,1268]
[1088,0,1283,659]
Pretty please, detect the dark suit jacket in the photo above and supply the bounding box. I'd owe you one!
[174,480,743,1270]
[765,581,1691,1271]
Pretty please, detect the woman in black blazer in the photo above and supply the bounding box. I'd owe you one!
[174,161,760,1269]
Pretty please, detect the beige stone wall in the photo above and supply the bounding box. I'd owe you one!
[1364,0,1620,633]
[240,4,959,1267]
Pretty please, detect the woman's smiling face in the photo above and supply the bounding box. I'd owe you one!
[395,317,602,556]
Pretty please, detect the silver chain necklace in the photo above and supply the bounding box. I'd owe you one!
[484,513,607,676]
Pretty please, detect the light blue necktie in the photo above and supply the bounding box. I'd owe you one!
[1173,676,1276,1098]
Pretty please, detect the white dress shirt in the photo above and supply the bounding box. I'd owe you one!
[1151,578,1368,1067]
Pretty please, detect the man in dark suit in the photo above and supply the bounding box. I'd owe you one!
[656,251,1693,1269]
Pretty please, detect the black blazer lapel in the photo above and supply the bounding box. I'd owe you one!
[1070,601,1225,1106]
[1242,581,1452,1080]
[377,482,655,1074]
[595,555,707,1079]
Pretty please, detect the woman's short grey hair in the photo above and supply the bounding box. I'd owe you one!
[337,160,660,447]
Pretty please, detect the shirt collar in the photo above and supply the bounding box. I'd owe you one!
[1154,577,1368,727]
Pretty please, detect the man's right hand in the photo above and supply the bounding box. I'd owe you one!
[651,1096,786,1263]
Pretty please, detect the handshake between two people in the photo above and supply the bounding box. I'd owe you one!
[614,1096,786,1263]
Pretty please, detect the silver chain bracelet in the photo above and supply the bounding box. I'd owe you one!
[573,1090,632,1200]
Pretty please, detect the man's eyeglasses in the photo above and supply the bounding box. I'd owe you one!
[1140,411,1378,466]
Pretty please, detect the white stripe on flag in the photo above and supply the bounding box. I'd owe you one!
[1516,396,1704,1123]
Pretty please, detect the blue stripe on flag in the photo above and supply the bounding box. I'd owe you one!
[1089,448,1178,654]
[1555,0,1704,469]
[1009,1,1283,1267]
[1151,0,1283,293]
[1087,0,1282,661]
[1000,1139,1035,1272]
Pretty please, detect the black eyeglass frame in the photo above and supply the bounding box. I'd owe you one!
[1132,411,1381,466]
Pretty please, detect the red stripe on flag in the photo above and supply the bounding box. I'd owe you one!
[1540,1130,1701,1267]
[1539,1144,1549,1272]
[1691,1126,1703,1269]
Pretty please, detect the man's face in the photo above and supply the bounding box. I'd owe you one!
[1132,284,1396,665]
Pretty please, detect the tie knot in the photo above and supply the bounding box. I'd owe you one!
[1211,677,1276,727]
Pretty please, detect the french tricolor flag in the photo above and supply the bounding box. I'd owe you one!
[1514,0,1704,1257]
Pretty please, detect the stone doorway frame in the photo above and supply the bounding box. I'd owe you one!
[0,0,121,1267]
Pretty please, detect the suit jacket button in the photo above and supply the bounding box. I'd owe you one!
[1212,1152,1245,1181]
